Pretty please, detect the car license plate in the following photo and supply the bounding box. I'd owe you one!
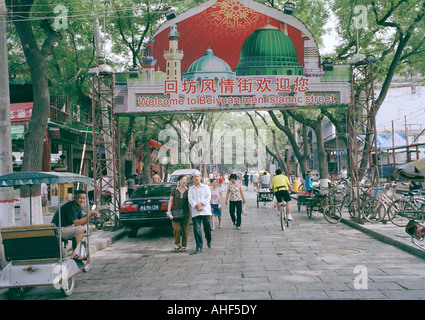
[139,204,159,211]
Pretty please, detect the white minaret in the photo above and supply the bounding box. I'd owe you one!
[163,24,184,81]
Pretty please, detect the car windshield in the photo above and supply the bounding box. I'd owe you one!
[169,175,180,183]
[170,175,195,186]
[132,184,172,198]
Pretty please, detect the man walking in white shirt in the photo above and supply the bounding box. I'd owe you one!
[188,173,212,254]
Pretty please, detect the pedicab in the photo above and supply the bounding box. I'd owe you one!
[256,171,274,207]
[256,187,274,208]
[0,171,93,298]
[296,191,311,212]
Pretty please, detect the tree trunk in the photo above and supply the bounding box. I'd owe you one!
[286,111,329,187]
[8,0,61,224]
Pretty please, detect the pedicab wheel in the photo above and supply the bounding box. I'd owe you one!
[306,201,312,219]
[256,195,259,208]
[60,276,75,297]
[323,205,342,224]
[82,256,91,273]
[7,287,26,299]
[297,198,301,212]
[79,240,91,272]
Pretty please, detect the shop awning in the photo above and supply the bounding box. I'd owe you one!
[11,125,25,140]
[10,102,32,123]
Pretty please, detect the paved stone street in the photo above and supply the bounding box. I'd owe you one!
[3,188,425,300]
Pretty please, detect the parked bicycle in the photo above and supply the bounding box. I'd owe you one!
[387,190,425,227]
[362,182,397,223]
[348,185,372,220]
[89,202,120,231]
[306,188,341,224]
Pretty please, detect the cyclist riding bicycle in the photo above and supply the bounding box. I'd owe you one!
[271,169,293,221]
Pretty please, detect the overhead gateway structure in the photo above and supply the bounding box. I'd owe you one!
[112,0,379,220]
[115,0,351,116]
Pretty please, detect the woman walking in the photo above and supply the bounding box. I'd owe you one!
[210,178,222,230]
[167,175,190,252]
[225,173,246,230]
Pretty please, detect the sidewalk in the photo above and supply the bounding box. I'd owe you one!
[293,189,425,260]
[340,213,425,260]
[342,184,425,260]
[292,181,425,261]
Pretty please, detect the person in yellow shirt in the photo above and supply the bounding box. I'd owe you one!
[271,169,293,221]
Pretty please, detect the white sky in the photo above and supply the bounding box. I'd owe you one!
[320,12,341,55]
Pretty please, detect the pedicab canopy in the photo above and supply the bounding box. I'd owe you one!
[116,0,351,116]
[395,159,425,182]
[0,171,92,187]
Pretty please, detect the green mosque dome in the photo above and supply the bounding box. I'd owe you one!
[183,48,235,80]
[235,24,304,76]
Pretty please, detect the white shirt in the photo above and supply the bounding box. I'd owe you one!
[260,175,270,185]
[188,183,212,217]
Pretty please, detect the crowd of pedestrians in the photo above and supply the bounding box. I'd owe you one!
[164,169,302,254]
[161,167,347,254]
[160,166,361,254]
[166,172,247,254]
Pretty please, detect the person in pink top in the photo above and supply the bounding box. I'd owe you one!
[210,178,222,230]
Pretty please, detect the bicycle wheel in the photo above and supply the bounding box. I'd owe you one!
[363,198,385,223]
[330,190,345,208]
[348,200,358,219]
[323,205,342,224]
[98,209,119,230]
[341,193,351,209]
[348,195,369,220]
[280,204,287,231]
[412,198,425,223]
[388,200,417,227]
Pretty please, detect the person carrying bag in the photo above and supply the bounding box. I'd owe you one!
[225,173,246,230]
[167,175,190,252]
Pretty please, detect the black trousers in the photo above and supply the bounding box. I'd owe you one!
[229,200,242,227]
[192,215,212,250]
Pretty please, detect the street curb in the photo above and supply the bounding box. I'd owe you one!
[340,218,425,260]
[88,228,126,254]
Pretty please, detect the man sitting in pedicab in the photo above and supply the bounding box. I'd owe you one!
[51,190,98,265]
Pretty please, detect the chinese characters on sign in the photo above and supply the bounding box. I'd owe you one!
[134,76,341,110]
[164,76,310,95]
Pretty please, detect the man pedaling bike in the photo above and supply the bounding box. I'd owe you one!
[271,169,293,221]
